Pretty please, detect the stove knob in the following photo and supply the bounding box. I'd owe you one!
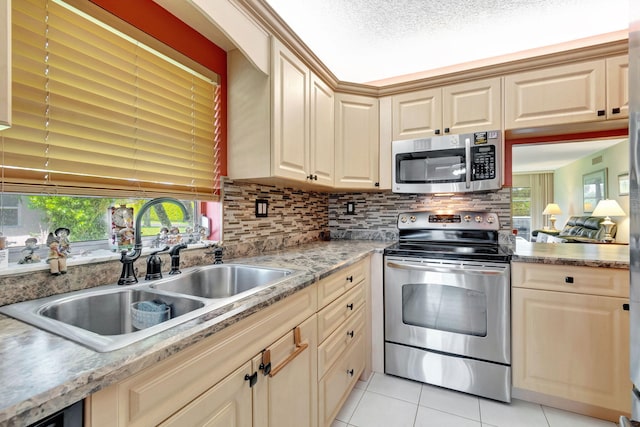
[486,215,495,224]
[400,216,407,223]
[463,215,472,222]
[475,215,483,223]
[410,216,417,222]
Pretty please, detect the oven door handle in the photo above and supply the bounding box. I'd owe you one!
[386,261,506,276]
[465,136,471,189]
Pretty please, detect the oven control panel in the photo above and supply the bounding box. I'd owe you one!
[397,211,499,230]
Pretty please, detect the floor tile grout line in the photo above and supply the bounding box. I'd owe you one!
[411,385,424,427]
[540,404,552,427]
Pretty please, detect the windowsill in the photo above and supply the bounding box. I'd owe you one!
[0,242,216,277]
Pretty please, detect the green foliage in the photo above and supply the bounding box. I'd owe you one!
[511,187,531,217]
[27,196,114,241]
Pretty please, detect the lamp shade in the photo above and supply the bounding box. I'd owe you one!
[542,203,562,215]
[592,199,626,217]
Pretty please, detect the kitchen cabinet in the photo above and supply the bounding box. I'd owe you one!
[504,56,628,129]
[511,262,630,420]
[0,0,10,130]
[391,77,502,140]
[316,257,369,427]
[228,39,334,188]
[334,93,379,189]
[87,285,318,427]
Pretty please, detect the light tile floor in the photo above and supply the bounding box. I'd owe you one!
[331,372,618,427]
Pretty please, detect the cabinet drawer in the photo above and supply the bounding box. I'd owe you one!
[318,306,364,378]
[318,334,365,427]
[317,282,364,343]
[512,262,629,297]
[318,258,367,309]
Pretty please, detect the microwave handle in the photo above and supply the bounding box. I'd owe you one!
[465,137,471,189]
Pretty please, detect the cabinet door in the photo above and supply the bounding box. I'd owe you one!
[504,60,606,129]
[309,74,334,187]
[512,288,630,414]
[443,77,501,134]
[606,55,629,119]
[272,39,309,181]
[253,315,318,427]
[159,361,253,427]
[334,93,379,189]
[391,88,442,140]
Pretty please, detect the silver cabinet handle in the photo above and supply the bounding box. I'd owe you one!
[386,261,506,276]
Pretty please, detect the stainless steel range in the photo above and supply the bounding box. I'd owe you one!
[384,210,512,402]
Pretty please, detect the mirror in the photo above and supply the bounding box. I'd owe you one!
[511,137,629,243]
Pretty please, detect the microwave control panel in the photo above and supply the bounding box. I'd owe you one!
[471,145,496,180]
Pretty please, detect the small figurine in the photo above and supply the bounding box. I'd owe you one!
[158,227,169,247]
[54,227,71,256]
[18,237,40,264]
[46,232,67,276]
[168,226,181,245]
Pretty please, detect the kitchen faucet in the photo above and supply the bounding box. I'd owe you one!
[118,197,189,285]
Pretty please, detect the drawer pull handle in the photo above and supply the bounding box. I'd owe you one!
[347,276,353,283]
[612,107,621,114]
[347,330,354,338]
[564,276,574,284]
[347,369,354,377]
[347,303,354,310]
[259,349,272,376]
[268,326,309,377]
[623,303,630,311]
[245,372,258,388]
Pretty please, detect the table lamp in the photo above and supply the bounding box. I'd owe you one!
[542,203,562,231]
[592,199,626,243]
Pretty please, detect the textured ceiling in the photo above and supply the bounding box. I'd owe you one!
[512,139,626,173]
[265,0,628,83]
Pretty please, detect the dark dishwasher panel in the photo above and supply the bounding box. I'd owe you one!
[27,400,83,427]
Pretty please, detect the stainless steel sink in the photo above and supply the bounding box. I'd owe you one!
[39,289,205,336]
[0,263,298,352]
[150,264,294,299]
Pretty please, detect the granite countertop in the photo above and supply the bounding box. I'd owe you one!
[512,240,630,268]
[0,240,389,427]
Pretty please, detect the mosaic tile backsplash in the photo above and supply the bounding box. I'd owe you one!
[222,179,330,258]
[329,188,513,241]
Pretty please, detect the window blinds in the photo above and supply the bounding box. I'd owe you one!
[2,0,221,200]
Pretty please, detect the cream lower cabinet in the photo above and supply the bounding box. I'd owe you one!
[316,257,369,427]
[511,262,630,420]
[391,77,502,140]
[87,285,318,427]
[334,94,379,189]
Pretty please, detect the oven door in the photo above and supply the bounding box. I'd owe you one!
[384,256,510,365]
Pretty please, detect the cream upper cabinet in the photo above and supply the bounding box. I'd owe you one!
[606,55,629,119]
[504,58,627,129]
[511,262,630,420]
[309,74,335,187]
[391,77,501,140]
[228,38,334,188]
[334,93,379,189]
[272,40,310,182]
[0,0,11,131]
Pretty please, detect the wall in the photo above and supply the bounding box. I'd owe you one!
[554,139,629,243]
[329,188,513,240]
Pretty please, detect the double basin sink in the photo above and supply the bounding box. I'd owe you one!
[0,264,298,352]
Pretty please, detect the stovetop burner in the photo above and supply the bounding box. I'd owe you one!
[384,210,512,263]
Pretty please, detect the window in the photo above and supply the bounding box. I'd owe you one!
[0,195,20,228]
[512,186,532,241]
[3,0,221,199]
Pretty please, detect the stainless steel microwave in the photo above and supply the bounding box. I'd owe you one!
[392,130,502,194]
